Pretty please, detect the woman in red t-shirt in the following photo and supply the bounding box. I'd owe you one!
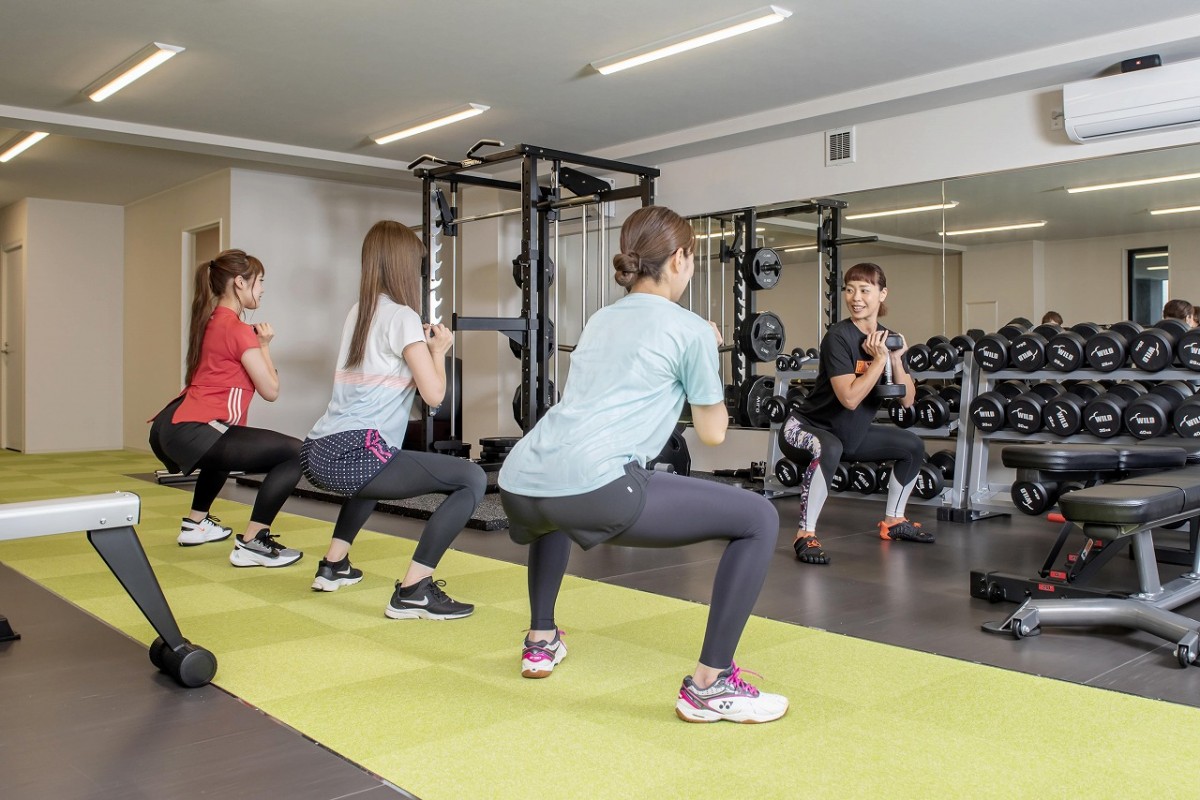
[149,249,303,568]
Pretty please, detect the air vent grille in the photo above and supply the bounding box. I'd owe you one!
[825,127,855,166]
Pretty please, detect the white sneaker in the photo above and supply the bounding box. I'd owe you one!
[521,632,567,678]
[229,529,303,568]
[675,663,788,724]
[177,515,233,547]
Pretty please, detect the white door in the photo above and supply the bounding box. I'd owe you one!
[1,244,25,451]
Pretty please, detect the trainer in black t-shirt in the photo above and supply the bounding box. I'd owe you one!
[799,319,907,452]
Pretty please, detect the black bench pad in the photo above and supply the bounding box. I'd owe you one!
[1001,444,1187,472]
[1058,465,1200,525]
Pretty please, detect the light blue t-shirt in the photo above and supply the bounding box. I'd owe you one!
[499,293,724,497]
[307,296,426,448]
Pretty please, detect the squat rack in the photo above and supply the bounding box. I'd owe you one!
[411,143,659,450]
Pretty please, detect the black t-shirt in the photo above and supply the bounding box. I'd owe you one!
[798,319,904,451]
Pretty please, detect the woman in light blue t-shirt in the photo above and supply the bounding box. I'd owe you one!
[499,206,788,725]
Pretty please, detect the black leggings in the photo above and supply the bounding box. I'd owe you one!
[192,426,302,527]
[519,471,779,669]
[778,418,924,530]
[330,451,486,568]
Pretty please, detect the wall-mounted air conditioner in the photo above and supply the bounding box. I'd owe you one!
[1062,58,1200,143]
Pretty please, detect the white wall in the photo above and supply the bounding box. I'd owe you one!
[23,199,124,452]
[0,200,28,451]
[228,170,421,439]
[124,170,231,449]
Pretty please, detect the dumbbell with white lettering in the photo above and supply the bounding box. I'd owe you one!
[972,319,1034,372]
[1010,477,1084,515]
[1041,380,1108,436]
[915,385,961,427]
[1046,322,1103,372]
[830,462,850,492]
[914,450,956,499]
[1010,323,1063,372]
[874,462,893,492]
[929,334,977,372]
[905,336,950,372]
[1085,320,1144,372]
[888,386,936,428]
[848,462,882,494]
[1124,380,1194,439]
[1005,383,1064,434]
[1177,327,1200,371]
[1173,392,1200,437]
[1130,318,1191,372]
[969,380,1026,433]
[1082,381,1149,437]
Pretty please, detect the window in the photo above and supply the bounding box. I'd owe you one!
[1128,247,1169,325]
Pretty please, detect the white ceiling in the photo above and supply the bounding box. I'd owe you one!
[4,1,1200,214]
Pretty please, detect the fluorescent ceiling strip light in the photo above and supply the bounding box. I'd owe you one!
[1145,265,1169,271]
[0,131,49,163]
[939,221,1046,236]
[85,42,184,102]
[694,227,764,240]
[1150,205,1200,216]
[1066,172,1200,194]
[373,104,489,145]
[780,244,818,252]
[1134,251,1169,259]
[590,6,791,75]
[845,201,958,220]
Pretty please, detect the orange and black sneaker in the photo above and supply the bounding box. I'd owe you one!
[878,519,934,543]
[793,535,830,565]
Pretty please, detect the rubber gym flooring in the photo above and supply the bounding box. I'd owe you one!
[4,458,1200,798]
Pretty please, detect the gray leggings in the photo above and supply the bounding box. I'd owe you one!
[506,471,779,669]
[331,450,486,568]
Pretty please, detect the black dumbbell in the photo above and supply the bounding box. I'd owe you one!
[1082,381,1149,437]
[928,449,956,483]
[1130,318,1190,372]
[969,380,1026,433]
[905,343,932,372]
[875,333,907,397]
[1046,322,1102,372]
[1008,317,1034,328]
[1006,383,1063,433]
[848,462,881,495]
[830,462,850,492]
[914,460,946,499]
[1124,381,1194,439]
[1085,321,1143,372]
[915,385,961,428]
[774,458,802,487]
[1173,394,1200,438]
[890,386,935,427]
[1011,479,1084,515]
[1041,380,1107,436]
[930,334,976,372]
[1010,324,1061,372]
[1177,327,1200,371]
[973,320,1031,372]
[875,462,893,491]
[764,395,788,425]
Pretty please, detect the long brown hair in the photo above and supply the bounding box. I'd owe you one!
[185,249,263,384]
[613,206,695,289]
[345,221,426,369]
[843,261,889,318]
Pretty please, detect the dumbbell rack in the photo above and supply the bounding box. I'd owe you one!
[962,362,1200,517]
[763,362,971,514]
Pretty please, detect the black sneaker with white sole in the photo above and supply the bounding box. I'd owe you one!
[229,529,303,568]
[311,557,364,591]
[385,577,473,620]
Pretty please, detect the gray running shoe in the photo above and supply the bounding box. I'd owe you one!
[229,529,303,568]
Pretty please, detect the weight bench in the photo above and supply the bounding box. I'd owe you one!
[0,492,216,687]
[971,444,1193,603]
[981,464,1200,667]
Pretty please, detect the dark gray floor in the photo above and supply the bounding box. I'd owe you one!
[5,478,1200,799]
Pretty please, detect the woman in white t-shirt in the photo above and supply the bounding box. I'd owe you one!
[301,220,485,619]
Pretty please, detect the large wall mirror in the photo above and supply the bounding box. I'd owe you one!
[689,142,1200,373]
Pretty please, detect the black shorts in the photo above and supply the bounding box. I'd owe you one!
[148,395,224,475]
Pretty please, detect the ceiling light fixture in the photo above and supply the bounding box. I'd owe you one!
[0,132,49,163]
[845,201,958,220]
[1150,204,1200,216]
[590,6,791,76]
[373,104,490,145]
[694,227,765,240]
[1145,265,1169,271]
[780,244,818,252]
[1066,172,1200,194]
[939,221,1046,236]
[1134,251,1169,259]
[84,42,184,102]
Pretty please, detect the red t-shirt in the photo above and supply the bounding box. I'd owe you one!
[173,306,260,426]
